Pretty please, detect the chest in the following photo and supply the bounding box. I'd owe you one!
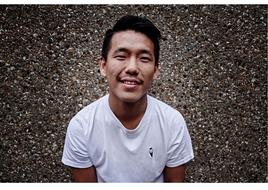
[85,121,168,182]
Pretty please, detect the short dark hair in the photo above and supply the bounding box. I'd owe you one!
[101,15,161,66]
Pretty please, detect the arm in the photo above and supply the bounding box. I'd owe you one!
[164,164,186,182]
[71,166,98,182]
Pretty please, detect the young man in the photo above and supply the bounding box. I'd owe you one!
[62,15,194,182]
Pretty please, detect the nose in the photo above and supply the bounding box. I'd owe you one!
[125,56,139,75]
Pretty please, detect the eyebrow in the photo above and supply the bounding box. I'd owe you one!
[112,47,130,56]
[112,47,153,57]
[140,49,153,57]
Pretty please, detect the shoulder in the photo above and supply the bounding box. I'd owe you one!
[76,95,107,117]
[147,95,186,133]
[70,95,108,127]
[148,95,184,121]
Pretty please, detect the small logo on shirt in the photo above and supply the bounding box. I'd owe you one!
[149,147,153,157]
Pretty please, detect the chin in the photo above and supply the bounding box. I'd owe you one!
[117,93,147,103]
[119,96,143,103]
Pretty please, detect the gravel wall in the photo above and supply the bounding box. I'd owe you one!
[0,5,267,182]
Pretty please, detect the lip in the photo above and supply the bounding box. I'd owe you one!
[120,78,141,84]
[120,78,141,88]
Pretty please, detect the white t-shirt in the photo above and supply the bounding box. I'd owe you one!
[62,94,194,182]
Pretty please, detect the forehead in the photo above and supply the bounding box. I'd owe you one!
[109,30,154,53]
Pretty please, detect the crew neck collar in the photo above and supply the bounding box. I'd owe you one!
[105,94,151,137]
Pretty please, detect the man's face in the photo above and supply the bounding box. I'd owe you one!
[100,30,159,103]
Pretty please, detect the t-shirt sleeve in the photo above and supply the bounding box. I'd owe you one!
[166,112,194,167]
[62,116,93,168]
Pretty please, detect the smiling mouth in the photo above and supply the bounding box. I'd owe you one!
[123,81,139,85]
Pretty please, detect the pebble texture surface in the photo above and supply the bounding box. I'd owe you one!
[0,5,267,182]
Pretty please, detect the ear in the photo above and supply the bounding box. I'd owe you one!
[99,57,107,77]
[153,63,159,80]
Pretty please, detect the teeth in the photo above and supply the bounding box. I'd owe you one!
[124,81,137,85]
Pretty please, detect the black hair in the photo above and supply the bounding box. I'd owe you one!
[101,15,161,66]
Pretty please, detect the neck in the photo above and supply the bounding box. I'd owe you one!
[108,94,147,130]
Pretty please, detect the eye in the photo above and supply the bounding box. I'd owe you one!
[115,55,126,60]
[140,57,151,62]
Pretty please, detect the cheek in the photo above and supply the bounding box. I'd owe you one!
[143,66,156,77]
[106,66,120,80]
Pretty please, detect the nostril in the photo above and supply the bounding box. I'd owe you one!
[126,71,138,76]
[125,64,139,75]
